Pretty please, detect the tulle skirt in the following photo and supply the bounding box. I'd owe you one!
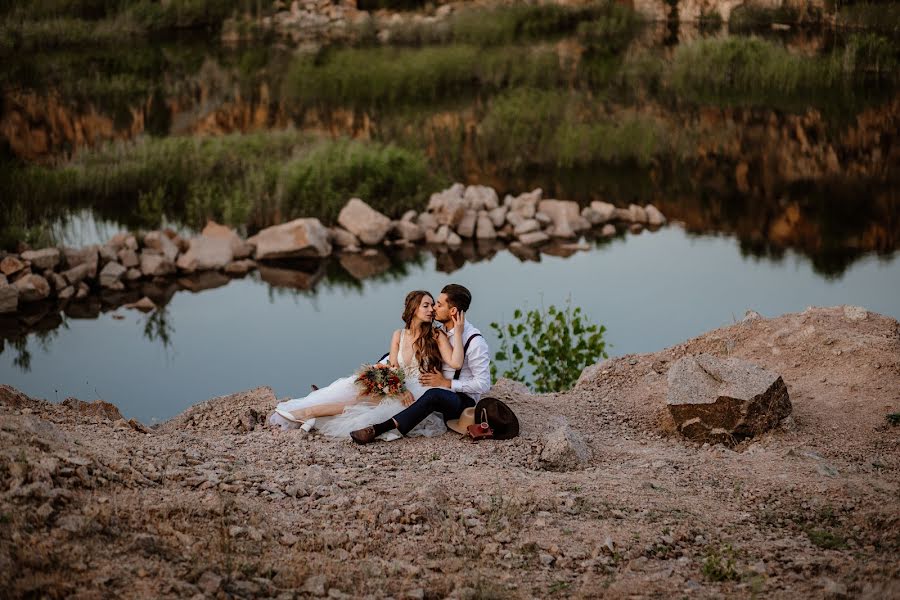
[267,375,446,440]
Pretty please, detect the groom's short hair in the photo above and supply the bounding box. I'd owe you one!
[441,284,471,312]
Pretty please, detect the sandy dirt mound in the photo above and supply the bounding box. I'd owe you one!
[1,306,898,598]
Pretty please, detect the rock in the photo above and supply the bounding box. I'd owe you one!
[175,236,234,273]
[139,252,176,277]
[75,282,89,299]
[742,309,763,322]
[143,231,179,262]
[629,223,644,234]
[490,378,530,398]
[124,268,142,281]
[107,233,130,251]
[572,216,591,232]
[98,261,127,288]
[392,221,424,243]
[600,224,616,237]
[518,231,550,246]
[48,272,67,292]
[589,201,617,223]
[13,274,50,303]
[513,219,541,236]
[1,255,26,277]
[401,210,417,222]
[488,206,508,228]
[302,575,327,597]
[98,245,117,266]
[612,207,633,222]
[843,305,867,321]
[425,225,450,245]
[21,248,60,271]
[540,425,591,471]
[224,260,256,276]
[538,199,580,228]
[124,297,156,312]
[248,218,331,260]
[338,198,392,245]
[509,189,541,218]
[464,185,499,211]
[645,204,666,227]
[416,212,438,231]
[475,215,497,239]
[329,227,360,248]
[581,207,605,226]
[667,354,792,446]
[62,263,92,286]
[117,249,139,268]
[535,212,552,226]
[62,397,124,421]
[446,231,462,246]
[63,246,99,278]
[506,211,524,227]
[201,221,251,258]
[197,571,222,595]
[0,278,17,313]
[339,251,391,280]
[628,204,648,224]
[507,241,540,262]
[56,285,73,300]
[456,210,477,238]
[548,221,576,239]
[178,271,230,293]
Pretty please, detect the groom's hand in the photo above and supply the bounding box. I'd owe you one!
[420,372,451,388]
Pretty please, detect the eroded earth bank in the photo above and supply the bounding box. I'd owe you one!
[1,306,898,598]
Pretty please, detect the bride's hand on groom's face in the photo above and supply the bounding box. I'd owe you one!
[420,372,451,389]
[451,310,465,332]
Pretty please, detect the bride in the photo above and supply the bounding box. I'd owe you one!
[268,290,465,440]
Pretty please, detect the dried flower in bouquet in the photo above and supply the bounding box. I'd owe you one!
[355,363,407,399]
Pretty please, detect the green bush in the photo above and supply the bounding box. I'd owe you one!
[701,544,739,581]
[490,301,609,393]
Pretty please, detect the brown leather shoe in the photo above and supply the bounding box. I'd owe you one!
[350,426,377,444]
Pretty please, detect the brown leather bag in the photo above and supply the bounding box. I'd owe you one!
[467,409,494,441]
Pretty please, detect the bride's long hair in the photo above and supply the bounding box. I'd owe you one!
[402,290,442,374]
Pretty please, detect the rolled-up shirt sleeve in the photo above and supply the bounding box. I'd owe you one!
[451,337,492,396]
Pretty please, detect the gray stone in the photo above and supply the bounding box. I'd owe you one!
[329,227,360,248]
[124,268,142,281]
[201,221,250,258]
[98,245,117,266]
[416,212,438,231]
[509,189,541,218]
[843,305,867,321]
[0,278,17,313]
[538,199,580,228]
[63,246,99,278]
[667,354,792,446]
[628,204,648,224]
[197,571,222,595]
[488,206,508,228]
[392,221,424,243]
[535,212,552,226]
[14,274,50,303]
[581,207,605,226]
[513,219,540,236]
[446,231,462,246]
[401,210,417,222]
[548,221,576,239]
[540,425,591,471]
[337,198,392,245]
[98,261,127,288]
[176,236,234,273]
[248,218,331,260]
[456,210,477,238]
[143,231,179,262]
[21,248,60,271]
[139,251,176,277]
[425,225,450,245]
[645,204,666,227]
[118,248,139,268]
[589,201,616,223]
[464,185,499,211]
[475,215,497,240]
[518,231,550,246]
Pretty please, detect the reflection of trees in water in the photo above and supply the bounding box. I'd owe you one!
[142,306,174,349]
[2,322,66,373]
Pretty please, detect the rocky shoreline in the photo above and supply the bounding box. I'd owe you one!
[0,184,664,319]
[1,305,898,597]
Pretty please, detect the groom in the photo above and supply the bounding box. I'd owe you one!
[350,284,491,443]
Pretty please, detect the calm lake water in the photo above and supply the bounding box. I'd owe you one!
[2,226,898,424]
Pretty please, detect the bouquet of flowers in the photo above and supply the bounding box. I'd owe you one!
[355,363,406,399]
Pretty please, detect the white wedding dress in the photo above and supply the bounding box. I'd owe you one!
[268,330,446,440]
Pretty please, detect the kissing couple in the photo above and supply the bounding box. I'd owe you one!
[268,284,493,442]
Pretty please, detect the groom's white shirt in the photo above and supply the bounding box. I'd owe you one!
[442,321,491,402]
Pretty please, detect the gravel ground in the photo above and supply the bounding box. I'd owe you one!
[1,305,898,599]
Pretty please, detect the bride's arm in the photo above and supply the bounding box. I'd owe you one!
[388,329,401,368]
[436,320,465,369]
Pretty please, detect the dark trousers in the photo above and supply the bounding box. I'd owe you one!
[392,388,475,435]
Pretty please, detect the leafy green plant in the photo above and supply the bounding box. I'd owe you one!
[701,544,739,581]
[490,300,608,393]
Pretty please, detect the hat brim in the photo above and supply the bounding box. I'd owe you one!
[446,419,468,435]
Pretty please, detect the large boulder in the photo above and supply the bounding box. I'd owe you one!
[13,274,50,303]
[0,256,26,277]
[63,246,100,278]
[463,185,499,211]
[176,236,234,273]
[667,354,792,446]
[589,201,616,223]
[456,210,477,238]
[21,248,60,271]
[508,188,542,218]
[62,263,92,286]
[475,214,497,239]
[328,227,360,248]
[337,198,392,245]
[540,425,591,471]
[392,221,424,243]
[248,218,331,260]
[143,231,179,262]
[0,276,17,313]
[538,199,580,228]
[201,221,254,259]
[645,204,666,227]
[339,251,392,280]
[427,184,467,227]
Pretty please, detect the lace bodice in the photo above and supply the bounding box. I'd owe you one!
[398,329,433,400]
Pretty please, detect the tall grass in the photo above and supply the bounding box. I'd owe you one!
[284,44,567,110]
[0,132,441,236]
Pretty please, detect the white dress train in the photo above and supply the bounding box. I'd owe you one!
[268,330,446,439]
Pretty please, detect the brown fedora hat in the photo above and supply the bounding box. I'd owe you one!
[474,397,519,440]
[447,407,475,434]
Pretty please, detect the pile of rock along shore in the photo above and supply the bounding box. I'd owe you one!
[0,184,665,316]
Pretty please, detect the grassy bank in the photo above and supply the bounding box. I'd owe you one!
[0,132,441,245]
